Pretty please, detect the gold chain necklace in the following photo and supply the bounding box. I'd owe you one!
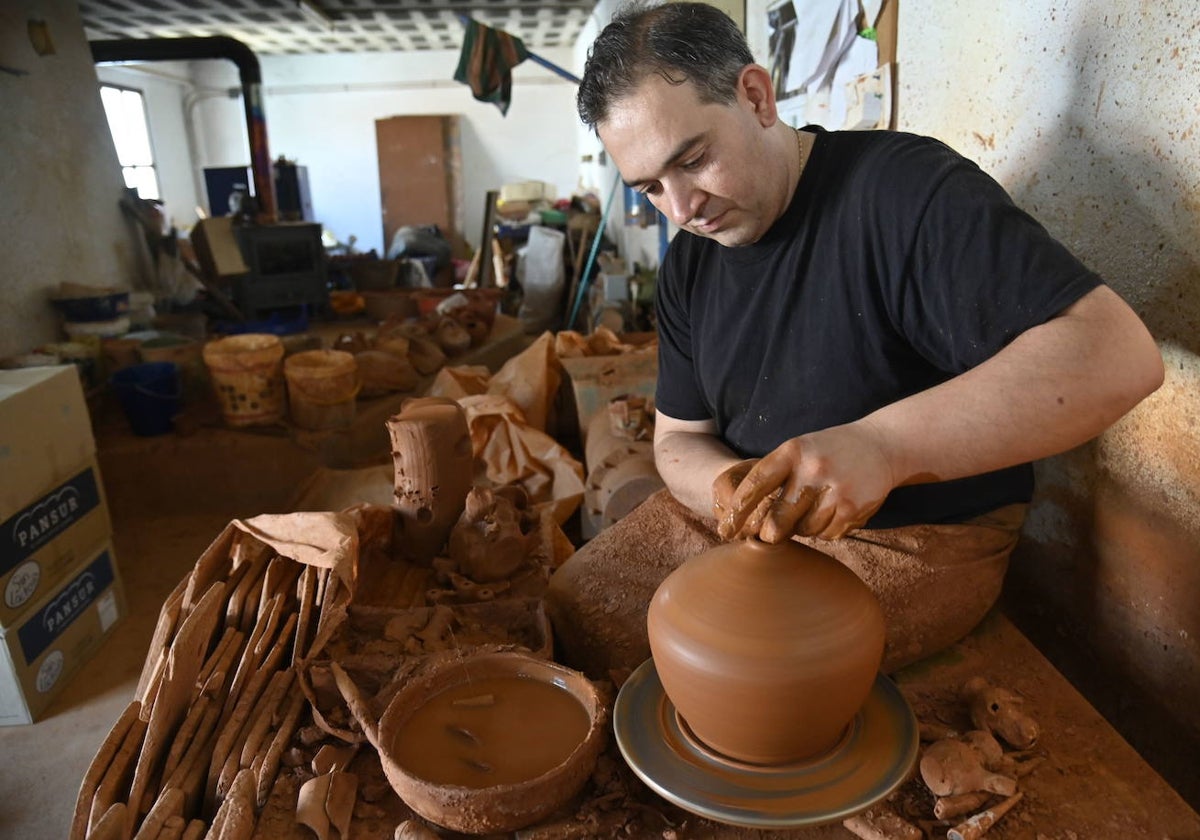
[795,127,809,181]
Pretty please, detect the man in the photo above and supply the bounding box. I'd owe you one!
[566,1,1162,670]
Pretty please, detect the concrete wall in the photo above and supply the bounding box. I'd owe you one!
[0,3,141,360]
[891,0,1200,803]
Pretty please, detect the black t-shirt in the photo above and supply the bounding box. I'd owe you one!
[655,127,1102,528]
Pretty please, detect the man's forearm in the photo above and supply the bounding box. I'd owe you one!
[864,285,1164,488]
[654,424,742,520]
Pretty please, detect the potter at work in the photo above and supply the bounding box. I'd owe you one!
[567,0,1165,671]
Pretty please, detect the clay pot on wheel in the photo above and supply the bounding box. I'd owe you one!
[647,537,885,765]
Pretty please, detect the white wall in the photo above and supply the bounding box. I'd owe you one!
[187,49,582,255]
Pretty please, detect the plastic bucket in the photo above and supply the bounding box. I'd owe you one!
[283,349,360,431]
[110,362,181,436]
[202,333,286,427]
[138,333,207,398]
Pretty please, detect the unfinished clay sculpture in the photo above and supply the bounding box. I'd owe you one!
[387,397,474,562]
[647,537,886,764]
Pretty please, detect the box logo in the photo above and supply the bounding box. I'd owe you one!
[17,550,114,665]
[4,560,41,609]
[2,468,101,576]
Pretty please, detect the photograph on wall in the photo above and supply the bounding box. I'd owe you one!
[766,0,891,130]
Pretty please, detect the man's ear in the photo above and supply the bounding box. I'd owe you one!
[739,64,778,127]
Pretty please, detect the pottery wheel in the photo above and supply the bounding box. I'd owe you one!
[613,658,919,829]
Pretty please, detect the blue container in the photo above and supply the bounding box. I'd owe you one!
[110,362,181,436]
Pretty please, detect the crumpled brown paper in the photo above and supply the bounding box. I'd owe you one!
[554,326,657,358]
[427,364,491,401]
[458,393,584,524]
[486,331,560,432]
[233,511,359,593]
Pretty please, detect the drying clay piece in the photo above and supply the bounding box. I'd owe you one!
[88,715,148,833]
[88,802,129,840]
[435,317,471,355]
[934,790,995,821]
[355,350,419,396]
[394,820,441,840]
[947,791,1024,840]
[208,767,258,840]
[70,699,141,840]
[843,804,922,840]
[401,328,448,375]
[158,815,187,840]
[388,397,473,562]
[132,787,184,840]
[648,537,885,764]
[374,333,411,360]
[297,774,333,840]
[919,738,1017,797]
[312,743,360,776]
[447,487,529,583]
[326,771,358,840]
[962,676,1040,750]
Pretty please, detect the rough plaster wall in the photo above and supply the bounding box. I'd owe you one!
[0,3,140,360]
[897,0,1200,801]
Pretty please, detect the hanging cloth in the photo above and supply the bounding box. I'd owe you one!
[454,18,530,116]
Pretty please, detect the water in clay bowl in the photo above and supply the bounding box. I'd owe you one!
[648,537,886,765]
[376,649,607,834]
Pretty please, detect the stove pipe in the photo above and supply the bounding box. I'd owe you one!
[90,36,275,221]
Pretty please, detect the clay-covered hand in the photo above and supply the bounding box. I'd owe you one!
[712,423,895,542]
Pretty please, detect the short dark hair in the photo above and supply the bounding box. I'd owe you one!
[577,1,754,131]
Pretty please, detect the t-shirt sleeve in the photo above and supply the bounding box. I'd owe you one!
[892,155,1103,373]
[654,244,712,420]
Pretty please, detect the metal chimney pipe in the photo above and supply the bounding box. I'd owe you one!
[91,36,275,222]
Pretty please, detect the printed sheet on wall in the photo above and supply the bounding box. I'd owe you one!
[767,0,897,131]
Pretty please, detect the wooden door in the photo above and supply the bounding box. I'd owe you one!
[375,115,465,256]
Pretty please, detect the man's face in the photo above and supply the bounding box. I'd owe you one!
[598,73,780,248]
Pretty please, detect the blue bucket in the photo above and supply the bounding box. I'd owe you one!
[110,362,181,436]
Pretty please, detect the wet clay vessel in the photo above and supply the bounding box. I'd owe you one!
[647,537,886,764]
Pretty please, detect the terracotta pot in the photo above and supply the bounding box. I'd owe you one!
[647,538,885,764]
[346,648,607,835]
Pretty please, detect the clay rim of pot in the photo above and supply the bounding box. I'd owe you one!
[375,647,609,834]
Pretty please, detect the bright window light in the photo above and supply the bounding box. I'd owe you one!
[99,84,160,201]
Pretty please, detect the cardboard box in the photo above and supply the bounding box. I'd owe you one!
[0,367,112,625]
[0,543,126,725]
[0,458,114,626]
[190,216,249,279]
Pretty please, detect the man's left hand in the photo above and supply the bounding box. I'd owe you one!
[713,422,895,542]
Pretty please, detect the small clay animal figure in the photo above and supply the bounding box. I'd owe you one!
[919,737,1017,797]
[962,676,1040,749]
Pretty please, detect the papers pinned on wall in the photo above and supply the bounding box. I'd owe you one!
[767,0,896,130]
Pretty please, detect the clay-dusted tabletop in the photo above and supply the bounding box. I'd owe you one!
[252,609,1200,840]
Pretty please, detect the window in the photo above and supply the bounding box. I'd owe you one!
[99,85,160,200]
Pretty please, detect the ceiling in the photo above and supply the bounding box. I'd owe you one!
[76,0,597,55]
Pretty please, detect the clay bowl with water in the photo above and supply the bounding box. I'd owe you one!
[372,649,607,834]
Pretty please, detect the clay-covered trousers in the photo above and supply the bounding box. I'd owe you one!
[546,489,1027,678]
